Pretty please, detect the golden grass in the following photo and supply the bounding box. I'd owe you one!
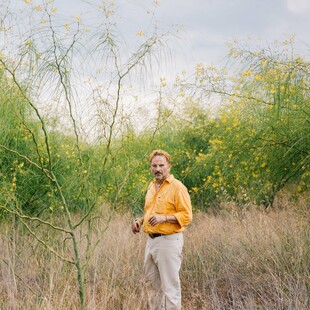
[182,208,309,309]
[0,206,309,309]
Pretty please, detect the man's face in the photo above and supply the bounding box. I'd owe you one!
[150,155,171,182]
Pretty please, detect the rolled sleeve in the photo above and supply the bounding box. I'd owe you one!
[173,185,192,228]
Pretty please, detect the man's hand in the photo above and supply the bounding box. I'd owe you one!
[149,214,166,226]
[132,219,141,234]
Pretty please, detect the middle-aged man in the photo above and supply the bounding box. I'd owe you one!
[132,149,192,310]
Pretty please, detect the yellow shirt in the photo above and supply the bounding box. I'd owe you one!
[143,175,192,235]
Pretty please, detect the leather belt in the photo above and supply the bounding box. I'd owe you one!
[149,233,165,239]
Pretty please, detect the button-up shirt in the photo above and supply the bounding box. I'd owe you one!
[143,175,192,235]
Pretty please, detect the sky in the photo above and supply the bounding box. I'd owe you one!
[52,0,310,74]
[5,0,310,83]
[3,0,310,135]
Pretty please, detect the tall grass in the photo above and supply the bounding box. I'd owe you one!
[0,203,309,309]
[182,206,309,309]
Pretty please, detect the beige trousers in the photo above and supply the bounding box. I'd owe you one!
[144,232,184,310]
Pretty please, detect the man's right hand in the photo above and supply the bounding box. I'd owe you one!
[132,219,141,234]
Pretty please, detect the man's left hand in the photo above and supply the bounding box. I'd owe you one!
[149,214,166,226]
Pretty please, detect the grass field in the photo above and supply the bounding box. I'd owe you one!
[0,200,309,309]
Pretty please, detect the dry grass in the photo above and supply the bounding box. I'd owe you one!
[0,205,309,309]
[182,208,309,309]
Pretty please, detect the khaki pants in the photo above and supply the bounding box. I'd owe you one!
[144,232,184,310]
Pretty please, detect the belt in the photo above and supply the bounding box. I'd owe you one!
[149,233,165,239]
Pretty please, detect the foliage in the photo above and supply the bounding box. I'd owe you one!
[1,209,309,309]
[102,40,309,211]
[0,1,175,308]
[0,1,309,308]
[1,37,309,215]
[155,39,309,209]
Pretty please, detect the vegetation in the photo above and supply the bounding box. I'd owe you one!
[0,206,309,309]
[0,1,309,309]
[94,38,310,211]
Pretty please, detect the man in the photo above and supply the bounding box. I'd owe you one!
[132,149,192,310]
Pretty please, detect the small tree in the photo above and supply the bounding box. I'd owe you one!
[166,39,310,208]
[0,0,174,308]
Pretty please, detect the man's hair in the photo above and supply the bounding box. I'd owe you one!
[149,149,171,163]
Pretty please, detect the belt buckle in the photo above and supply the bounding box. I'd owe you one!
[149,233,163,239]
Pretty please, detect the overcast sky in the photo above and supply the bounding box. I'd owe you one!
[7,0,310,80]
[52,0,310,74]
[3,0,310,135]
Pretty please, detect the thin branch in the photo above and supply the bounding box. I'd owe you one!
[48,12,83,165]
[73,202,96,229]
[0,144,54,181]
[0,204,72,234]
[19,217,75,264]
[0,59,53,171]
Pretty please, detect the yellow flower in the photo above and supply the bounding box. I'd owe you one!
[160,77,166,87]
[243,70,254,76]
[196,63,205,74]
[261,60,268,67]
[137,30,143,37]
[221,115,227,123]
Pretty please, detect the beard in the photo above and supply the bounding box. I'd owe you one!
[155,172,168,182]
